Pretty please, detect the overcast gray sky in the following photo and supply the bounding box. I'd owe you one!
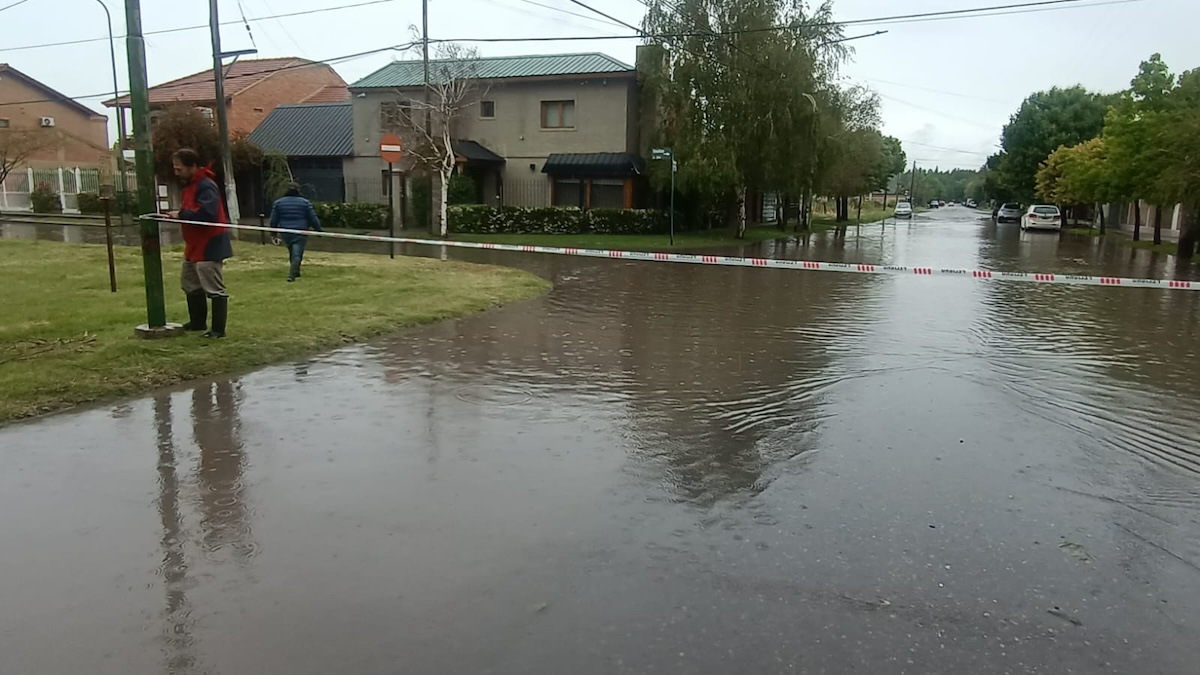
[2,0,1197,169]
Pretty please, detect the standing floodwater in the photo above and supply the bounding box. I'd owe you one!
[2,208,1198,674]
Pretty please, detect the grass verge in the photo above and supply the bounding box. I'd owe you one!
[1064,227,1178,255]
[0,240,550,423]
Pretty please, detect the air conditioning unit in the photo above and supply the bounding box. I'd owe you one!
[39,116,55,127]
[195,107,213,120]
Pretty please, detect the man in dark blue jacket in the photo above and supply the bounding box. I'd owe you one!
[270,183,322,282]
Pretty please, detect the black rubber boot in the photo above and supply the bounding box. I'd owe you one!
[204,296,227,339]
[182,292,207,331]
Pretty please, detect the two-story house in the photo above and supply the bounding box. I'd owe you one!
[104,57,349,137]
[0,64,110,168]
[346,52,645,212]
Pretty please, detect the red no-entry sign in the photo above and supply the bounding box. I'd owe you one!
[380,133,404,164]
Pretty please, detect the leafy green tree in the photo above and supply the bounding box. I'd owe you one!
[995,86,1112,204]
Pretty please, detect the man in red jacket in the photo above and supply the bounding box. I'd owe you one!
[165,148,233,338]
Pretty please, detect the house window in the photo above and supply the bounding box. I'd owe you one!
[0,119,9,128]
[540,100,575,129]
[380,101,411,131]
[480,100,495,119]
[381,169,390,197]
[589,179,625,209]
[552,179,583,207]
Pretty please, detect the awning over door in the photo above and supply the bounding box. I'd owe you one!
[452,140,506,166]
[541,152,644,178]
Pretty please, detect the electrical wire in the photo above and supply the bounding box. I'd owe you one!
[505,0,632,30]
[234,0,260,51]
[0,42,419,108]
[0,0,402,53]
[0,0,32,13]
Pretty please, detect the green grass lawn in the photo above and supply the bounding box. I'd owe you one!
[0,240,549,423]
[1064,226,1179,255]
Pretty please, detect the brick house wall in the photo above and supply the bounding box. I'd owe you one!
[226,64,347,135]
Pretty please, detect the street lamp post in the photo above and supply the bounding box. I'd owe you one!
[95,0,128,202]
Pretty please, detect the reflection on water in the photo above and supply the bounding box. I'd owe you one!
[153,394,197,674]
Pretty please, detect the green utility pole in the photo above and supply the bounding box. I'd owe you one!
[125,0,175,336]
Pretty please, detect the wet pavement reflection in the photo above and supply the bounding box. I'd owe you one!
[2,207,1199,673]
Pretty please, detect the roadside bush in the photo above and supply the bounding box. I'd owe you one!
[30,183,62,214]
[447,173,479,205]
[448,205,666,235]
[77,191,150,216]
[314,202,389,230]
[588,208,667,234]
[412,177,432,231]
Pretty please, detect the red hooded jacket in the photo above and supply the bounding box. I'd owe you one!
[179,166,233,263]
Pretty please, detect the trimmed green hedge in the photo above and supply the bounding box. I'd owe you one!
[448,206,667,235]
[76,191,139,216]
[314,202,389,230]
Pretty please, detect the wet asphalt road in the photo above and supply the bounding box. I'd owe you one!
[2,207,1199,674]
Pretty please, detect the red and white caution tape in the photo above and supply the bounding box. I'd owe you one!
[144,216,1200,292]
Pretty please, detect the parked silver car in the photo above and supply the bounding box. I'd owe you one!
[996,203,1022,223]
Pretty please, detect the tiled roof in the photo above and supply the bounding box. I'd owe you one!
[247,102,352,157]
[104,58,320,106]
[301,85,351,103]
[0,63,106,119]
[352,52,634,88]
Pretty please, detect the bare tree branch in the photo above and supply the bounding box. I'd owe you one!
[382,43,488,236]
[0,128,52,187]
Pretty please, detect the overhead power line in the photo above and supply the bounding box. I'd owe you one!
[1,0,1132,54]
[0,0,32,13]
[0,0,401,53]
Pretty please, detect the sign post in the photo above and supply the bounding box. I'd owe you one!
[651,148,676,246]
[380,134,405,259]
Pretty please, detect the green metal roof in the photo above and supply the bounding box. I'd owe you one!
[247,102,352,157]
[351,52,634,89]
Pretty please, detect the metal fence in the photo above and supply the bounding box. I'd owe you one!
[1,167,136,213]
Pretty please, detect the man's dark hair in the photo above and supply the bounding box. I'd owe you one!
[172,148,201,167]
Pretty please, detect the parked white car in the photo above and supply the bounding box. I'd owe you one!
[894,201,913,219]
[1021,204,1062,231]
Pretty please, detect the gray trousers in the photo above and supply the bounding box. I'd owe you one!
[181,261,227,297]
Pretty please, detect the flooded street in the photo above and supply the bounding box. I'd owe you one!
[3,207,1199,674]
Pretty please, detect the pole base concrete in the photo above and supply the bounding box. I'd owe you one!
[134,323,185,339]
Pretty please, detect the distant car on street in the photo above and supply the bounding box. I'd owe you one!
[996,203,1023,223]
[928,200,940,209]
[1021,204,1062,231]
[894,201,913,219]
[966,199,978,208]
[939,200,947,207]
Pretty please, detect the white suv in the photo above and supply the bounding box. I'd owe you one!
[1022,204,1062,231]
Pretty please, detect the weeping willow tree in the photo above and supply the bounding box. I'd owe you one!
[641,0,858,236]
[262,153,294,203]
